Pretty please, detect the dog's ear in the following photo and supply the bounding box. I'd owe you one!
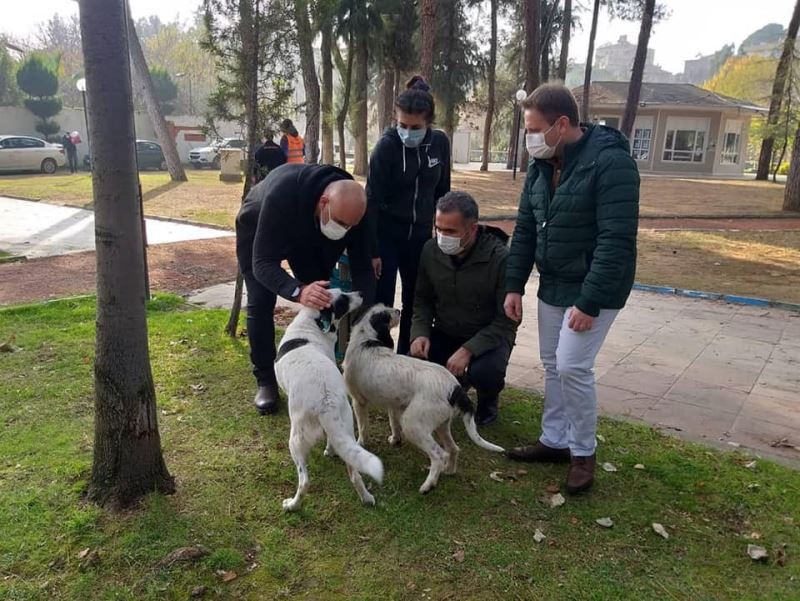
[315,309,337,334]
[332,294,351,319]
[368,310,394,349]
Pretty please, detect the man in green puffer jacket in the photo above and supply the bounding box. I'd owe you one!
[410,191,518,426]
[503,84,639,494]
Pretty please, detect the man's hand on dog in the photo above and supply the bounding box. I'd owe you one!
[446,347,472,377]
[299,281,332,310]
[410,336,430,359]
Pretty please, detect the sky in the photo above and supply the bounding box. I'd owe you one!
[0,0,796,75]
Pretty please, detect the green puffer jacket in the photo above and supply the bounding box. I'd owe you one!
[411,226,518,357]
[505,124,640,316]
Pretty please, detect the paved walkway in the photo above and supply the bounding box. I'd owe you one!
[188,280,800,465]
[0,196,232,258]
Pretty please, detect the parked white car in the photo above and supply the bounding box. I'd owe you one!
[189,137,246,169]
[0,135,67,174]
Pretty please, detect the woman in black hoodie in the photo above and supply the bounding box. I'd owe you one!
[367,76,451,354]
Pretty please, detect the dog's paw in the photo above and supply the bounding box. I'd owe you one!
[387,434,402,446]
[444,464,457,476]
[323,446,337,458]
[418,481,436,495]
[361,492,376,506]
[282,498,300,512]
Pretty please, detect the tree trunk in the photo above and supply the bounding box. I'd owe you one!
[581,0,601,122]
[620,0,655,139]
[379,66,395,131]
[519,0,540,169]
[79,0,174,510]
[480,0,498,172]
[783,122,800,211]
[126,3,187,182]
[320,19,334,165]
[336,32,355,170]
[353,35,369,176]
[557,0,572,81]
[295,0,320,163]
[419,0,436,81]
[541,41,550,83]
[757,0,800,180]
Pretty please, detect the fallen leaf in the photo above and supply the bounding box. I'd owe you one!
[596,517,614,528]
[652,523,669,539]
[634,464,645,470]
[0,341,21,353]
[727,441,742,448]
[748,483,760,491]
[157,546,209,569]
[516,468,528,476]
[747,544,769,561]
[777,545,787,567]
[220,571,237,583]
[745,461,757,469]
[453,539,465,546]
[358,535,370,541]
[489,471,505,482]
[190,384,206,392]
[596,434,606,443]
[190,586,207,598]
[570,516,579,525]
[77,548,91,560]
[452,549,465,563]
[545,484,560,494]
[510,498,519,506]
[748,532,762,540]
[601,462,618,473]
[533,529,546,543]
[548,493,566,508]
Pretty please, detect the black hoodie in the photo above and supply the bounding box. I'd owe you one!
[366,126,451,254]
[236,163,374,302]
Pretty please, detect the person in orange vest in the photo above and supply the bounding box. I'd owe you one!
[279,118,305,164]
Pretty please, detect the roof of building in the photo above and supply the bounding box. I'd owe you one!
[573,82,767,113]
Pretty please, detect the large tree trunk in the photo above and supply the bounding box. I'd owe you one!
[336,32,355,170]
[519,0,540,169]
[79,0,174,510]
[557,0,572,81]
[295,0,320,163]
[352,35,369,176]
[756,0,800,180]
[126,4,187,182]
[620,0,655,139]
[480,0,498,172]
[379,66,395,131]
[320,18,335,165]
[581,0,601,122]
[783,122,800,211]
[419,0,436,81]
[226,0,261,336]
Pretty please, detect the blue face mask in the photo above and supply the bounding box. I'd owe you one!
[397,126,427,148]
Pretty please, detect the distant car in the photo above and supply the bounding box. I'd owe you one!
[83,139,167,171]
[189,137,246,169]
[0,135,66,174]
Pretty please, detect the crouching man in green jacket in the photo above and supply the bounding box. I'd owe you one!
[504,84,639,494]
[409,191,518,426]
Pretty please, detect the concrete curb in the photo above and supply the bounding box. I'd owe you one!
[632,283,800,313]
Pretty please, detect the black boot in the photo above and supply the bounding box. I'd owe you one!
[254,381,280,415]
[475,392,498,427]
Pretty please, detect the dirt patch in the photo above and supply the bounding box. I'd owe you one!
[0,237,237,306]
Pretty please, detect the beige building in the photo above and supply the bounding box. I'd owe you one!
[574,82,767,177]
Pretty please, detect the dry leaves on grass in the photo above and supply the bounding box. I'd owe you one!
[652,523,669,540]
[533,529,546,543]
[157,546,209,569]
[747,545,769,562]
[596,517,614,528]
[543,493,565,508]
[217,570,238,583]
[601,462,618,473]
[452,549,465,563]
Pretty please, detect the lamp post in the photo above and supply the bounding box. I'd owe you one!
[175,72,193,115]
[512,88,527,181]
[76,77,90,158]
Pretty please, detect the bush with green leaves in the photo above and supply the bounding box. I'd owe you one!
[15,53,62,139]
[150,66,178,115]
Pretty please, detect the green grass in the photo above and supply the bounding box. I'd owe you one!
[1,296,799,600]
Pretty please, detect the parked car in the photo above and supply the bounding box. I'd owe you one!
[0,135,66,174]
[83,139,167,171]
[189,137,245,169]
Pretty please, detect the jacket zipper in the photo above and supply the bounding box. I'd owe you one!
[409,147,421,240]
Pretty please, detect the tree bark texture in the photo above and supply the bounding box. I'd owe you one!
[419,0,436,81]
[557,0,572,81]
[581,0,601,123]
[79,0,174,509]
[336,32,355,170]
[784,122,800,211]
[353,34,369,176]
[620,0,655,139]
[295,0,320,163]
[320,19,335,164]
[480,0,498,172]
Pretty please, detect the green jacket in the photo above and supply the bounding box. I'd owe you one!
[411,226,518,357]
[505,124,640,316]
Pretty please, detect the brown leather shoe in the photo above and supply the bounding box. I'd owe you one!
[566,454,596,494]
[505,441,571,463]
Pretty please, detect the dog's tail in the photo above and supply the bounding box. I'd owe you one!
[449,386,505,454]
[323,424,384,483]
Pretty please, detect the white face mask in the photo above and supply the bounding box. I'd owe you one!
[320,203,349,240]
[437,232,465,256]
[526,120,562,160]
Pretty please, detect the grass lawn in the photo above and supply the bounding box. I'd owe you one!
[637,230,800,304]
[1,296,799,600]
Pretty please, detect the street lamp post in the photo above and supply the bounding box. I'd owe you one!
[512,88,527,181]
[175,72,193,115]
[76,78,90,159]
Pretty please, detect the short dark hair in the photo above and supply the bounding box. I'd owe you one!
[437,191,479,223]
[521,84,580,126]
[395,75,435,123]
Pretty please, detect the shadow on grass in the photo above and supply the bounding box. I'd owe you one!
[143,180,185,202]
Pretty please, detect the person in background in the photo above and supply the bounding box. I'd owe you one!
[503,83,639,495]
[410,191,517,426]
[366,75,451,355]
[253,128,286,183]
[279,119,305,164]
[62,132,78,174]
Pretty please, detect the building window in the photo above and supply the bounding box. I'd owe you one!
[721,132,740,164]
[663,129,706,162]
[632,128,652,160]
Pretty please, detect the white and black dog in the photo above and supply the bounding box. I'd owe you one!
[344,304,504,494]
[274,289,383,511]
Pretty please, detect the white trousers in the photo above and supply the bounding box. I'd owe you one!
[537,300,619,457]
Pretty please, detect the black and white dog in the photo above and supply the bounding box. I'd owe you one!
[275,289,383,511]
[344,304,504,494]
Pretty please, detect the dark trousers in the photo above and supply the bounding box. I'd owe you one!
[428,329,512,401]
[67,150,78,173]
[375,231,430,354]
[242,269,278,386]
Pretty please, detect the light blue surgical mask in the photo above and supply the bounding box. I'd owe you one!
[397,126,427,148]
